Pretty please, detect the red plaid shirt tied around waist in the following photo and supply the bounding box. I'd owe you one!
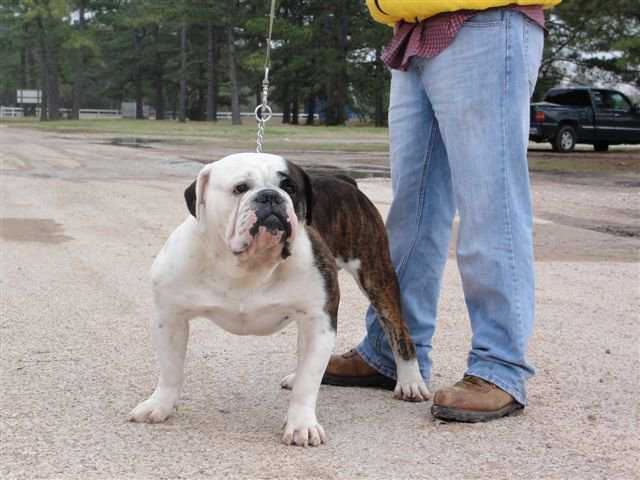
[382,6,545,71]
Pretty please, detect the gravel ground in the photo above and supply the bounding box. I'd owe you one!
[1,127,638,479]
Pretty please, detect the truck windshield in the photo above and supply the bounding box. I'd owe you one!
[545,90,591,107]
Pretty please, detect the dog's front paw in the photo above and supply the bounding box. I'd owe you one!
[128,397,175,423]
[280,373,295,390]
[394,380,431,402]
[394,358,431,402]
[283,409,326,447]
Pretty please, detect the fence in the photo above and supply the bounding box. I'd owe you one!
[0,106,23,119]
[0,107,121,120]
[1,107,312,121]
[216,112,312,120]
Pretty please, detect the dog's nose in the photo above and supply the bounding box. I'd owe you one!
[255,189,283,205]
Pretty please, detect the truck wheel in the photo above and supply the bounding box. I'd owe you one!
[594,143,609,152]
[553,126,576,153]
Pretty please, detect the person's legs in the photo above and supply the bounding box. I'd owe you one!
[355,61,456,383]
[420,9,543,407]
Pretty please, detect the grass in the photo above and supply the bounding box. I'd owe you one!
[3,117,388,139]
[4,118,638,174]
[3,118,390,153]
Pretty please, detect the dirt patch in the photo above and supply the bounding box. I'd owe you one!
[305,164,391,179]
[528,148,640,176]
[0,218,72,244]
[589,225,640,238]
[543,212,639,238]
[105,138,164,149]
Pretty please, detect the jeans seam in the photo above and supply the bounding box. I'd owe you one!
[503,13,524,342]
[464,21,502,28]
[523,15,535,95]
[394,120,434,282]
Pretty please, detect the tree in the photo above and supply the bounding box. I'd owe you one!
[178,21,187,122]
[537,0,639,99]
[2,0,635,126]
[69,0,90,119]
[206,20,219,121]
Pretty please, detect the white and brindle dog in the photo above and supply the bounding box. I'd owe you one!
[129,153,429,446]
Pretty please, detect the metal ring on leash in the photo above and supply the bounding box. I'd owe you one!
[254,0,277,153]
[254,104,273,123]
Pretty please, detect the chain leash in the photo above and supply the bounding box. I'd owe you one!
[255,0,277,153]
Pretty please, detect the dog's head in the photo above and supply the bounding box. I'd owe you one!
[184,153,313,261]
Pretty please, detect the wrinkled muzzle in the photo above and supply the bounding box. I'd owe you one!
[226,189,298,259]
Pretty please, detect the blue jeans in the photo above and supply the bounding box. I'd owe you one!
[357,9,543,406]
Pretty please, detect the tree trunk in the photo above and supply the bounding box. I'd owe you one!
[171,84,178,119]
[153,25,165,120]
[21,24,32,89]
[20,48,28,116]
[305,96,315,125]
[281,83,290,124]
[37,54,48,121]
[374,45,385,127]
[326,73,347,125]
[154,69,165,120]
[227,27,242,125]
[206,22,218,122]
[71,0,87,120]
[291,96,299,125]
[36,16,60,120]
[188,62,206,121]
[32,23,48,120]
[179,22,187,123]
[324,13,349,126]
[133,30,144,119]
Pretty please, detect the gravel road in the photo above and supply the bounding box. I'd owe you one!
[1,127,638,479]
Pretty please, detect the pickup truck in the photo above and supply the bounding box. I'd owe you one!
[529,87,640,153]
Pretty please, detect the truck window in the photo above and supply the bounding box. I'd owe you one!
[602,91,631,111]
[545,90,590,107]
[592,91,605,110]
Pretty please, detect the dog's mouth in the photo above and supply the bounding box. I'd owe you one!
[230,208,294,258]
[251,211,290,236]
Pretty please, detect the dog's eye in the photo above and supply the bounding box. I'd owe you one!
[233,183,250,195]
[280,180,296,196]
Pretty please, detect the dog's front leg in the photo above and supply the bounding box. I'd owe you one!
[283,314,335,447]
[279,331,305,390]
[129,306,190,423]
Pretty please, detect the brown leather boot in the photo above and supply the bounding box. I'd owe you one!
[431,375,523,422]
[322,349,395,390]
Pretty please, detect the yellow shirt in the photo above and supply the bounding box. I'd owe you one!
[367,0,561,26]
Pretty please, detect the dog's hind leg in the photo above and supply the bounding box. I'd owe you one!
[344,254,430,402]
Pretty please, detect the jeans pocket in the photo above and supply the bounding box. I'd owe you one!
[465,9,505,27]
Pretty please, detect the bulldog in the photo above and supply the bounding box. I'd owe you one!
[129,153,429,446]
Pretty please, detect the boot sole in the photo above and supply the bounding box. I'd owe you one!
[431,402,524,423]
[322,373,396,391]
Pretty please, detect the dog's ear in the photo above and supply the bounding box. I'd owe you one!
[285,160,314,225]
[301,168,314,225]
[184,180,197,217]
[184,165,212,220]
